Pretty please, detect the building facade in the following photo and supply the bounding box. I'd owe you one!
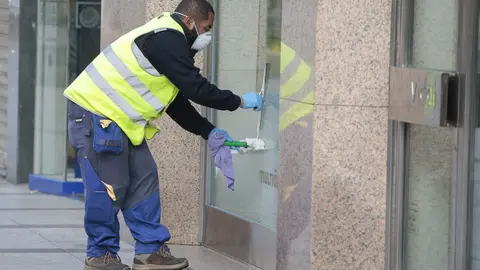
[6,0,480,269]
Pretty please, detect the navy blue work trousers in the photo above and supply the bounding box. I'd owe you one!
[67,101,171,257]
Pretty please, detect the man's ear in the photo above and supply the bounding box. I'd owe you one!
[182,17,195,31]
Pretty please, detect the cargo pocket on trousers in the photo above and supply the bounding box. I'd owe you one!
[67,111,89,150]
[92,114,123,154]
[84,157,114,223]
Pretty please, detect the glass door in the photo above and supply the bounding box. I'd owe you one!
[34,0,71,180]
[386,0,479,269]
[403,0,458,268]
[201,0,280,269]
[33,0,101,181]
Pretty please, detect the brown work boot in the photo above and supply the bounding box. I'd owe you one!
[84,252,131,270]
[132,245,189,270]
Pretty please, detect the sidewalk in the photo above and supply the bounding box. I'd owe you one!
[0,180,255,270]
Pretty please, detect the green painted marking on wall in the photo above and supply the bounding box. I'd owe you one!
[422,74,436,120]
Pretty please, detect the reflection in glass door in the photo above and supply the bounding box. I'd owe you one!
[202,0,280,269]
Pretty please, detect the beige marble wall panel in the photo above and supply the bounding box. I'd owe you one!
[315,0,391,107]
[100,0,146,48]
[312,105,387,270]
[102,0,203,245]
[310,0,391,268]
[145,0,202,245]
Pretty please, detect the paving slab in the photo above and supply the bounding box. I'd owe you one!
[0,253,84,270]
[5,209,85,225]
[0,228,60,249]
[31,227,134,251]
[0,180,256,270]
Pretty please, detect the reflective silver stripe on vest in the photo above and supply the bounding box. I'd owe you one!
[154,28,167,33]
[85,64,147,126]
[131,43,161,76]
[103,46,165,114]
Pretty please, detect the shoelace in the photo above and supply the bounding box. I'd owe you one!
[157,245,174,259]
[103,251,121,265]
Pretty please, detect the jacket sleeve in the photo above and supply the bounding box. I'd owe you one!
[166,94,215,140]
[142,30,242,111]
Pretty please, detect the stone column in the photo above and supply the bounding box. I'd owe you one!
[312,0,390,269]
[146,0,203,245]
[100,0,146,48]
[277,0,390,269]
[101,0,202,245]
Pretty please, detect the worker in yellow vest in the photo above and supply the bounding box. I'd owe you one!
[64,0,263,269]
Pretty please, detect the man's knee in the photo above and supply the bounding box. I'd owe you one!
[122,180,159,211]
[83,156,129,211]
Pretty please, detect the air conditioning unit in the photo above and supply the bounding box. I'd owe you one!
[76,2,101,29]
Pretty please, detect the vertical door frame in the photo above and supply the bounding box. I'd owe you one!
[385,0,479,269]
[198,0,219,244]
[384,0,412,268]
[455,0,479,269]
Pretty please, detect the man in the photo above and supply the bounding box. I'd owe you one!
[64,0,264,269]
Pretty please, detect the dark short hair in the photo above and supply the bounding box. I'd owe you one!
[175,0,214,21]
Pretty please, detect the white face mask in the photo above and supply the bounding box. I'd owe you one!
[174,12,212,51]
[191,32,212,51]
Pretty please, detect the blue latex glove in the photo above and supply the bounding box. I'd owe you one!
[209,128,239,151]
[241,92,264,111]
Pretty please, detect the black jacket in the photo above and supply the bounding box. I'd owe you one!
[134,14,242,140]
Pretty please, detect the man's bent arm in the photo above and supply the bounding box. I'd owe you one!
[142,30,242,111]
[166,94,215,140]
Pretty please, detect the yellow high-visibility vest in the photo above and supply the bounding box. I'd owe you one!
[279,42,314,132]
[64,12,183,146]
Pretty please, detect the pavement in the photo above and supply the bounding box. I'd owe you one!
[0,180,255,270]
